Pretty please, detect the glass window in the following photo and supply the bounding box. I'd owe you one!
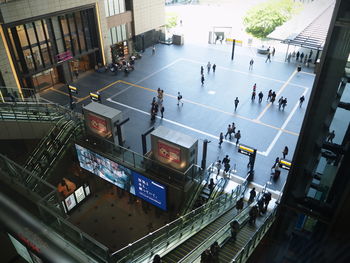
[104,0,109,17]
[111,27,117,44]
[16,25,28,48]
[121,24,127,41]
[31,46,43,68]
[109,28,113,44]
[116,25,122,43]
[108,0,114,16]
[114,0,120,14]
[74,12,86,52]
[68,14,80,54]
[34,21,45,43]
[119,0,125,13]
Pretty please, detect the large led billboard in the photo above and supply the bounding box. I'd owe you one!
[75,144,167,210]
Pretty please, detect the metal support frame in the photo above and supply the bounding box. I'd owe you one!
[141,127,155,155]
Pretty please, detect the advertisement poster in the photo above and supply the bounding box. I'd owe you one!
[157,140,181,164]
[87,113,109,136]
[65,194,77,211]
[75,186,85,203]
[134,172,167,211]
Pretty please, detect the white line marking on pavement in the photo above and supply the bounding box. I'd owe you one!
[181,58,309,89]
[256,70,298,121]
[109,58,183,99]
[106,98,267,156]
[264,87,308,156]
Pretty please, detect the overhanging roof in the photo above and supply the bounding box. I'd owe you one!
[268,0,335,50]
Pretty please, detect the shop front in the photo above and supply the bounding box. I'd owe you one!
[4,5,102,94]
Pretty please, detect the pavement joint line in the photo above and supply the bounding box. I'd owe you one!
[47,87,79,100]
[111,79,299,136]
[108,58,183,100]
[264,87,308,156]
[256,70,298,121]
[107,98,301,157]
[77,80,122,103]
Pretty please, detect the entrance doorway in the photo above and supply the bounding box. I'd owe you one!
[32,68,62,92]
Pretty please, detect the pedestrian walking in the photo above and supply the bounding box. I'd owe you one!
[265,52,271,63]
[287,53,292,63]
[234,130,241,146]
[282,98,287,110]
[210,242,220,263]
[263,192,272,211]
[160,105,164,118]
[201,74,205,85]
[248,187,256,203]
[231,122,236,134]
[200,66,204,75]
[224,162,231,175]
[299,95,305,107]
[278,96,284,110]
[251,91,256,100]
[271,92,276,103]
[249,205,259,225]
[249,59,254,70]
[225,124,232,139]
[304,54,308,65]
[327,130,335,143]
[215,160,222,178]
[282,146,289,159]
[272,157,280,170]
[236,197,244,212]
[152,45,156,54]
[253,83,256,92]
[267,90,272,101]
[177,92,183,106]
[222,155,230,166]
[300,52,304,61]
[258,91,264,103]
[230,220,240,241]
[296,51,300,61]
[207,62,211,73]
[257,197,265,215]
[219,132,224,147]
[234,97,239,111]
[212,64,216,73]
[272,47,275,56]
[309,49,313,59]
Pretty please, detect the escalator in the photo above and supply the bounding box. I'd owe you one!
[218,210,272,262]
[161,203,240,263]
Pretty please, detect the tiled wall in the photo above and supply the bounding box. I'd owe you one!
[133,0,165,35]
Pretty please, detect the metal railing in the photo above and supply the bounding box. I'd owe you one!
[110,183,244,262]
[78,134,204,186]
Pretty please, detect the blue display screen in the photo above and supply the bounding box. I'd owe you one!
[133,172,167,211]
[75,144,167,210]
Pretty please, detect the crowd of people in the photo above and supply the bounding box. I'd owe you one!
[150,88,165,121]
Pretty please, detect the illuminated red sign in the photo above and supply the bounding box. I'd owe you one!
[55,51,73,63]
[158,141,181,164]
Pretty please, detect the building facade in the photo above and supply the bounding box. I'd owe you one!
[0,0,165,96]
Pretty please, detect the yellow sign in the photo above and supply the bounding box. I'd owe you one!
[239,145,254,153]
[90,93,99,99]
[226,38,243,46]
[280,160,291,167]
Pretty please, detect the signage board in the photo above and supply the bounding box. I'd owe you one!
[280,159,291,170]
[55,51,73,63]
[75,144,167,210]
[238,144,256,156]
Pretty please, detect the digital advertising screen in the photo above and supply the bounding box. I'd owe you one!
[65,194,77,211]
[86,112,111,138]
[75,144,135,194]
[75,186,85,203]
[75,144,167,210]
[133,172,167,211]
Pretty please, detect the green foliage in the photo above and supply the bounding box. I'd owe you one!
[243,0,302,39]
[166,12,178,29]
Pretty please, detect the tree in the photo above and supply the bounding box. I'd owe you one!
[166,12,178,29]
[243,0,302,39]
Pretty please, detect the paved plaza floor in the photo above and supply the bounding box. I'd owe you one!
[39,43,316,191]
